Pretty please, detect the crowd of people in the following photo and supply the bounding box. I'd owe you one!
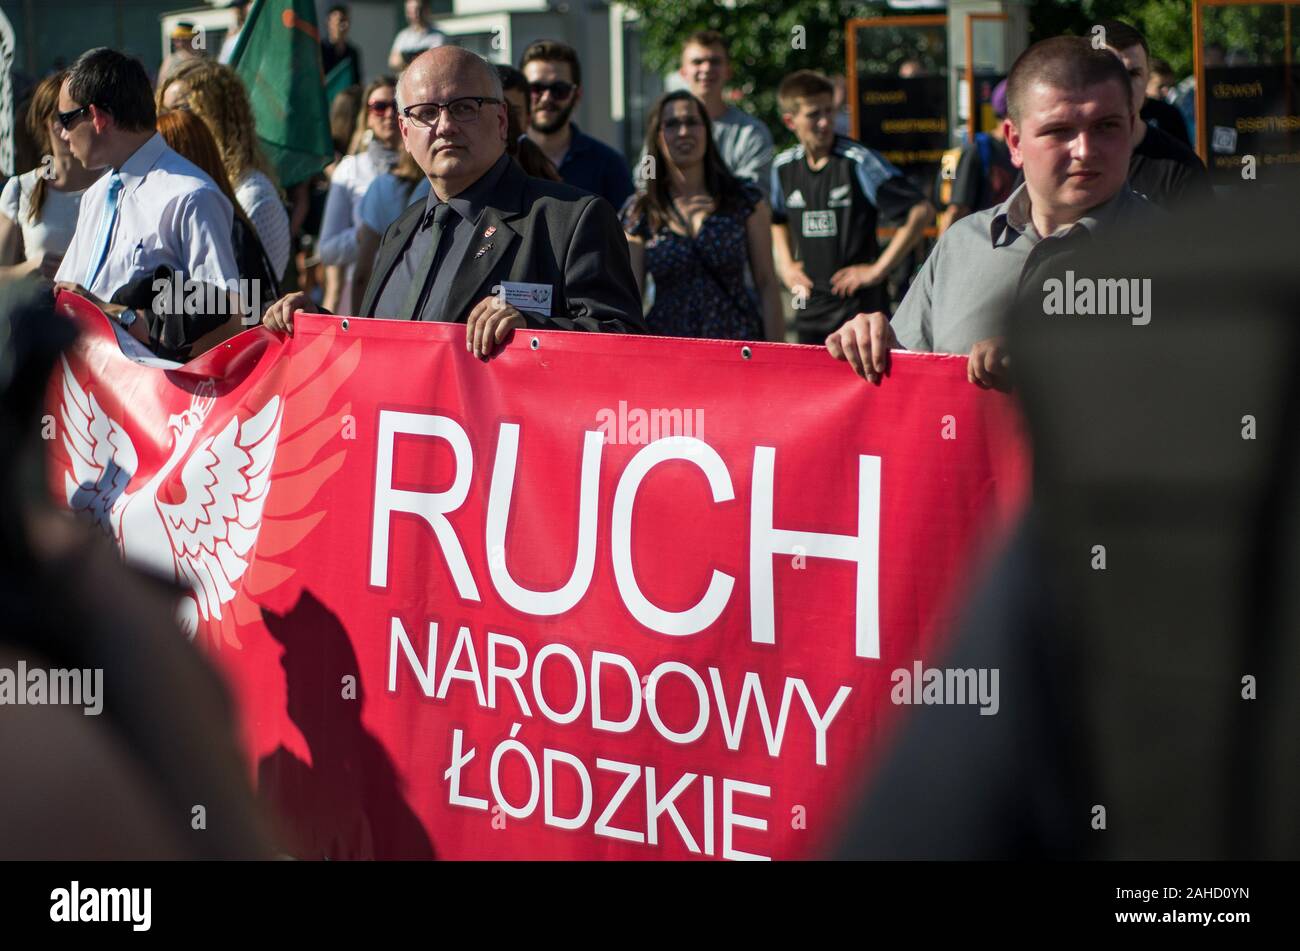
[0,12,1216,383]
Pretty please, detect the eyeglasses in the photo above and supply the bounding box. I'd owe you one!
[368,99,397,115]
[401,97,502,127]
[529,81,575,101]
[56,104,92,131]
[663,117,703,133]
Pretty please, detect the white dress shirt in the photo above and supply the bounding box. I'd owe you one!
[56,133,239,301]
[389,24,446,65]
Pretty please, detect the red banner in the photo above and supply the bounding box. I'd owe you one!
[47,292,1030,860]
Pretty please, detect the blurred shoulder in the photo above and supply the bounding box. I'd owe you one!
[834,137,899,175]
[773,143,804,169]
[521,174,609,214]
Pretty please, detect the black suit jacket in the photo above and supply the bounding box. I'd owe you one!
[358,156,646,334]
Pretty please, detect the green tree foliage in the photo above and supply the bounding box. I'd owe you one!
[1030,0,1298,75]
[623,0,888,143]
[1028,1,1196,74]
[626,0,1292,144]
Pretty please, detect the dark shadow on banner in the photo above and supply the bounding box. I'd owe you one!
[257,592,436,860]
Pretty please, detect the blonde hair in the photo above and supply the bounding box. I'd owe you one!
[158,59,278,193]
[352,76,398,155]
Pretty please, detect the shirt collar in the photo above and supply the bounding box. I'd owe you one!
[990,180,1143,247]
[116,133,168,194]
[422,152,511,226]
[565,123,592,158]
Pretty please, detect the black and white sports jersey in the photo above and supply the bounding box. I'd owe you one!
[771,136,926,332]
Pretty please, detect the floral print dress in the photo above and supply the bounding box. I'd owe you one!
[620,184,764,340]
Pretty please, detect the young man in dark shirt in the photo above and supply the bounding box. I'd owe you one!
[321,5,363,83]
[939,78,1018,233]
[521,40,634,211]
[1101,19,1212,207]
[770,71,933,345]
[1141,97,1191,146]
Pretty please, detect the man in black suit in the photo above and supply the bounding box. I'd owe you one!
[263,46,644,357]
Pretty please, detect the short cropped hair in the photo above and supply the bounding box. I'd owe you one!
[683,30,728,58]
[778,70,834,113]
[520,40,582,88]
[66,47,155,133]
[1096,19,1148,57]
[328,4,349,16]
[1149,58,1174,80]
[1005,36,1133,123]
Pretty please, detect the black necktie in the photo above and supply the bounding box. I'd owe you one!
[400,202,457,321]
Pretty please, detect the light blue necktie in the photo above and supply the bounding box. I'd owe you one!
[83,172,123,289]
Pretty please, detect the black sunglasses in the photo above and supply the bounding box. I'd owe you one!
[529,81,575,101]
[56,104,93,131]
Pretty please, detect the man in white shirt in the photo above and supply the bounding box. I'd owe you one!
[218,2,250,65]
[52,47,242,360]
[388,0,446,72]
[676,30,774,195]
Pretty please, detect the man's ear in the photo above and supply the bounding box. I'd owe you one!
[1004,117,1022,166]
[90,105,111,134]
[781,112,797,134]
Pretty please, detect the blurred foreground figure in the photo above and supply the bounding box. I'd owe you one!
[837,187,1300,860]
[0,281,273,859]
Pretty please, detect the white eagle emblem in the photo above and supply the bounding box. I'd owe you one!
[58,357,282,639]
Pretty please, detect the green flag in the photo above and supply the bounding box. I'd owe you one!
[324,59,360,110]
[229,0,332,189]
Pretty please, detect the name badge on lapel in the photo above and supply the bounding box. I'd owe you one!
[497,281,553,317]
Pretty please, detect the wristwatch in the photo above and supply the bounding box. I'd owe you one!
[116,308,139,329]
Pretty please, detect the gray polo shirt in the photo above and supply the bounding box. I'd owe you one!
[713,105,774,196]
[891,181,1155,355]
[374,153,511,321]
